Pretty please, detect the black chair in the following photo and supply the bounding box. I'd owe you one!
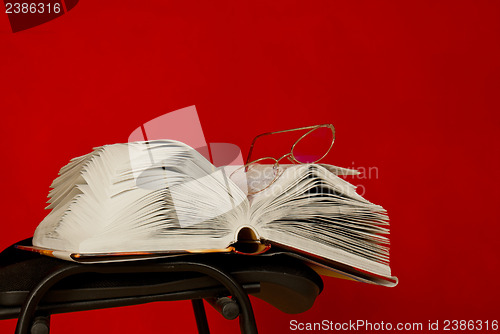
[0,239,323,334]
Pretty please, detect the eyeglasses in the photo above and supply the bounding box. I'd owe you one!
[229,124,335,195]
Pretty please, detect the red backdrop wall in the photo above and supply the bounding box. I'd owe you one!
[1,1,499,333]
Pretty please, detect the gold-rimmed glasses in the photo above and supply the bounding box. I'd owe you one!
[230,124,335,195]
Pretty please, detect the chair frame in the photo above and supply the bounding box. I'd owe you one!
[7,261,259,334]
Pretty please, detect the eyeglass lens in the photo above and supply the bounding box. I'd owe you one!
[292,126,334,163]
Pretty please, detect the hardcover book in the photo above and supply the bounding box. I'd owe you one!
[20,140,397,287]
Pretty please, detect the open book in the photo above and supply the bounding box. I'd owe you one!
[22,140,397,287]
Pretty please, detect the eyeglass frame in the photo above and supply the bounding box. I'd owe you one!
[232,124,335,194]
[245,123,335,166]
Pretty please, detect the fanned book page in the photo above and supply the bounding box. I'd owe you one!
[30,139,397,287]
[35,140,247,253]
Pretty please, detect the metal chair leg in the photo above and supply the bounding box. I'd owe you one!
[192,299,210,334]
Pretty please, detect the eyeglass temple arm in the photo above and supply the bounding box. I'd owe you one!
[246,133,268,165]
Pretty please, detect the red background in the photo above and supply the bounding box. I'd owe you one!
[1,1,499,333]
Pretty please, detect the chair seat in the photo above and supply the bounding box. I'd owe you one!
[0,238,323,321]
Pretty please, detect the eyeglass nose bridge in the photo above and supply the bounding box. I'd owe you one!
[275,153,294,164]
